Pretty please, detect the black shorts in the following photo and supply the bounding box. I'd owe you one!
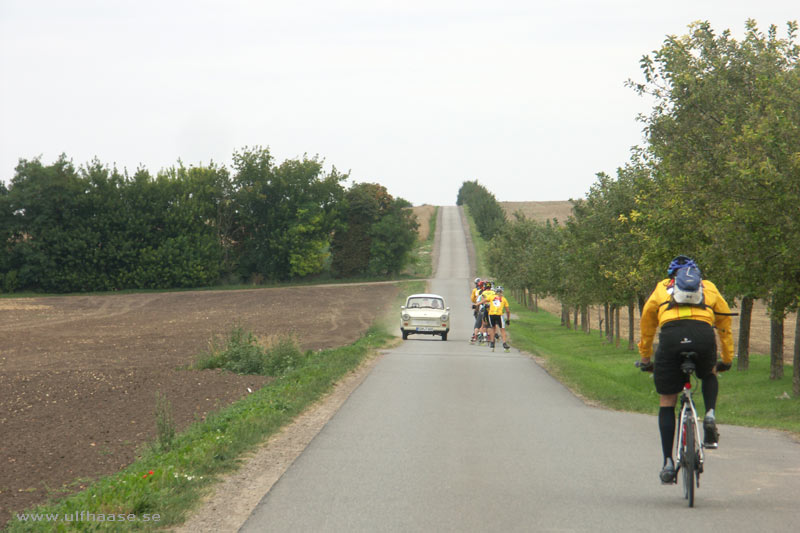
[489,315,504,328]
[653,320,717,395]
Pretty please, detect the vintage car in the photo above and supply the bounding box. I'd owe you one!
[400,293,450,341]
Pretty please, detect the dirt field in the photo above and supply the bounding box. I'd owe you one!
[0,283,399,527]
[411,205,437,241]
[500,201,574,224]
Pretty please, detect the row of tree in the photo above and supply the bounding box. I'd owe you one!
[0,146,419,293]
[456,180,507,240]
[479,20,800,391]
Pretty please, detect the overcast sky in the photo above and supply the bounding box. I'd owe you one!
[1,1,797,206]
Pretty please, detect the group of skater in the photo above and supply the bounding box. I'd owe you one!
[469,277,511,352]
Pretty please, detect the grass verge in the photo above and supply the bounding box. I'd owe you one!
[463,202,799,436]
[5,280,425,532]
[508,300,800,436]
[461,205,488,278]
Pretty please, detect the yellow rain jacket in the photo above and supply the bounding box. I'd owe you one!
[638,278,734,364]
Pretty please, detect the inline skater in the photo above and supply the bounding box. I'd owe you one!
[477,281,494,345]
[486,286,511,352]
[470,278,482,343]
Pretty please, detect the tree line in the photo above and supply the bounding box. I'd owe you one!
[472,20,800,392]
[0,146,419,293]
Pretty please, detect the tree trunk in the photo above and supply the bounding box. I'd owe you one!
[562,304,570,329]
[615,306,621,348]
[637,294,646,316]
[737,296,753,371]
[598,307,604,338]
[574,307,579,330]
[628,300,635,351]
[770,316,784,380]
[606,304,613,344]
[534,294,538,312]
[581,305,589,333]
[794,312,800,396]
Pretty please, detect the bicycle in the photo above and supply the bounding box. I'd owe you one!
[674,351,704,507]
[637,351,705,507]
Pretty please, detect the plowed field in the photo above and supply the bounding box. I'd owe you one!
[0,283,399,526]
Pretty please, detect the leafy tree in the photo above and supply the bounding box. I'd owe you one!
[457,180,507,240]
[230,147,345,282]
[368,198,419,276]
[630,19,800,377]
[331,183,418,277]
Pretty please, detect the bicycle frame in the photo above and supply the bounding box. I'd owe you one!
[674,353,705,507]
[675,382,705,472]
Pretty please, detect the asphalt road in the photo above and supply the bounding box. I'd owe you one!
[240,206,800,532]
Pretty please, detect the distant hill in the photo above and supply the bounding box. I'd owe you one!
[500,201,574,224]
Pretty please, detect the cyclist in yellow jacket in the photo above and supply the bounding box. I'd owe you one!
[638,255,734,484]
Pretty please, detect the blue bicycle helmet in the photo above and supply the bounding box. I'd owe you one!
[667,255,698,277]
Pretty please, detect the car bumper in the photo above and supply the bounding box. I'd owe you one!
[400,325,450,335]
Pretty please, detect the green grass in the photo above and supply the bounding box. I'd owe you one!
[4,280,425,532]
[508,301,800,436]
[461,205,488,277]
[461,204,799,436]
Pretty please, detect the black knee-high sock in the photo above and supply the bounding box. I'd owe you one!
[659,406,676,461]
[702,374,719,413]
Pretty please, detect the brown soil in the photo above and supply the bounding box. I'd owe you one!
[500,200,574,224]
[411,205,437,241]
[0,283,399,527]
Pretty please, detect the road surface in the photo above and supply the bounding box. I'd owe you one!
[240,206,800,532]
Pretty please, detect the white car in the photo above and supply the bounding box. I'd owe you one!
[400,293,450,341]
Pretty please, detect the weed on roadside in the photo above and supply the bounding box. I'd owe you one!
[154,392,176,453]
[195,326,306,377]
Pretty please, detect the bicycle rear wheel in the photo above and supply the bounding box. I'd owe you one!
[682,417,696,507]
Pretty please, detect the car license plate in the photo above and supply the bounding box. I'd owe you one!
[416,327,433,332]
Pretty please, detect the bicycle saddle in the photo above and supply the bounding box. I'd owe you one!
[680,351,697,375]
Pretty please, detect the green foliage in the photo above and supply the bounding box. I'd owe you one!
[195,327,306,377]
[230,147,346,282]
[263,337,307,377]
[457,180,506,240]
[154,392,176,453]
[330,183,419,277]
[474,20,800,379]
[630,19,800,317]
[1,145,416,293]
[2,157,227,292]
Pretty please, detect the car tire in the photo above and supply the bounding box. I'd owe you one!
[402,330,409,340]
[441,332,448,341]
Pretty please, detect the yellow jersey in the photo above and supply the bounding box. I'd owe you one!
[488,295,509,316]
[638,278,734,363]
